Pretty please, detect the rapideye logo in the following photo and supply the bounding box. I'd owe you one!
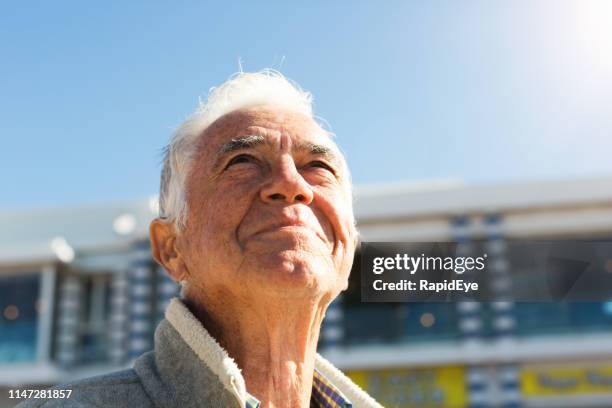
[372,253,488,275]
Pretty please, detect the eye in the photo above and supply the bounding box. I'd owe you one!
[225,154,257,169]
[308,160,335,174]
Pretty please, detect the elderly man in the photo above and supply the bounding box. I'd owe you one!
[17,71,382,408]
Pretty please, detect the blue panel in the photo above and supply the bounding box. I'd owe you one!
[0,274,40,363]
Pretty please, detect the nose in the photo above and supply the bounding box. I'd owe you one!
[260,157,314,205]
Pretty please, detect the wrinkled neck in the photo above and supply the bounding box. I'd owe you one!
[184,286,333,408]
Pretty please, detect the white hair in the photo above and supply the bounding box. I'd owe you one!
[159,69,320,229]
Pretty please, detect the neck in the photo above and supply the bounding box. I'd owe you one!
[184,286,332,408]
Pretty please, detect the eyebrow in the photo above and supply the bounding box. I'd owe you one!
[219,135,266,154]
[303,142,339,165]
[213,134,342,171]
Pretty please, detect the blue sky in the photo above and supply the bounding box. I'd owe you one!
[2,1,611,209]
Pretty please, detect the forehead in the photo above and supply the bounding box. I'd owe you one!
[198,105,333,151]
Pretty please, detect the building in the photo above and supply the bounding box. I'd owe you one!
[2,176,612,407]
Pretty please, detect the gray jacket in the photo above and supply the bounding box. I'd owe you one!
[17,298,382,408]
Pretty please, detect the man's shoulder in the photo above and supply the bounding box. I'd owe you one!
[15,368,152,408]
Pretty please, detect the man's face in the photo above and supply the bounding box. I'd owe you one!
[176,105,357,302]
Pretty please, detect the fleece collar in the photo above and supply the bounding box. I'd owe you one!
[165,298,382,408]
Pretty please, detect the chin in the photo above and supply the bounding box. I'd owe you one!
[247,250,336,295]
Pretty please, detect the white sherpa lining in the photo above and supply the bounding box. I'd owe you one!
[166,298,247,406]
[166,297,383,408]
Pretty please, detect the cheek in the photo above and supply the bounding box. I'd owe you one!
[182,186,256,279]
[315,189,356,249]
[317,194,356,290]
[311,205,336,245]
[189,181,257,246]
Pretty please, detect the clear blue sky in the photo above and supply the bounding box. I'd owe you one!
[2,1,611,210]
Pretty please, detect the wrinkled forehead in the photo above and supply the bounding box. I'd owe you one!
[196,105,342,159]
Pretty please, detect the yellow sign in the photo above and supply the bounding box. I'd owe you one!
[522,363,612,396]
[346,366,466,408]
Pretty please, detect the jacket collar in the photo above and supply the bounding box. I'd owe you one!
[165,297,382,408]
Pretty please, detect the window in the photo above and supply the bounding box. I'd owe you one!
[0,273,40,363]
[79,274,113,363]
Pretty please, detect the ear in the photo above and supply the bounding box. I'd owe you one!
[149,218,190,282]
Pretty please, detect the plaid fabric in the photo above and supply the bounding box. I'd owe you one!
[311,369,352,408]
[245,393,261,408]
[244,369,352,408]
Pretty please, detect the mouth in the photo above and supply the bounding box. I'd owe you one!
[254,222,328,244]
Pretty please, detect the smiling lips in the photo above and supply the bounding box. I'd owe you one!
[253,219,327,243]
